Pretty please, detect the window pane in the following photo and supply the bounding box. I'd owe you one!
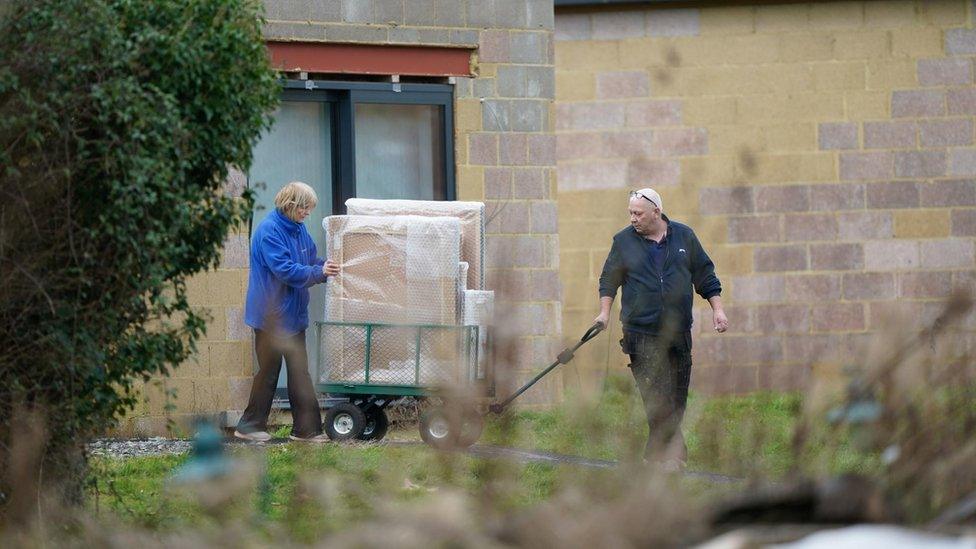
[249,101,334,388]
[354,103,445,200]
[250,101,333,230]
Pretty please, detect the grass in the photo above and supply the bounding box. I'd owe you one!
[88,387,879,542]
[90,443,616,543]
[88,453,196,530]
[66,302,976,542]
[482,373,810,476]
[480,375,878,479]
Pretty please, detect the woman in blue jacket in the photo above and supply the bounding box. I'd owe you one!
[235,181,339,442]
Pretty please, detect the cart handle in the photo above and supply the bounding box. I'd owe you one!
[580,322,604,344]
[488,322,605,415]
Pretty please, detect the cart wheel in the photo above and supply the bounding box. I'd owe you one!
[357,405,389,442]
[324,402,366,441]
[419,407,458,449]
[456,407,484,449]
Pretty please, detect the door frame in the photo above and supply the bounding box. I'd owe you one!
[280,79,456,214]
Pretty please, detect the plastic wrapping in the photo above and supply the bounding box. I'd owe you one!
[323,214,461,325]
[458,262,469,292]
[320,214,467,386]
[462,290,494,325]
[456,261,469,322]
[462,290,494,380]
[345,198,486,290]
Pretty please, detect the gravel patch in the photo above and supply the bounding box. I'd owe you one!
[88,437,192,458]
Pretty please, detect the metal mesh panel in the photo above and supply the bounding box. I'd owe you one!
[366,325,417,385]
[319,323,367,383]
[318,322,478,388]
[416,327,461,385]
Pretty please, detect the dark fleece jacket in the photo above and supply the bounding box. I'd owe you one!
[599,216,721,335]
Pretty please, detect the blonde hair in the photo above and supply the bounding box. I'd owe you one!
[274,181,318,215]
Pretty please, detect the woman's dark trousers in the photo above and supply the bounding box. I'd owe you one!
[623,331,692,460]
[237,329,322,438]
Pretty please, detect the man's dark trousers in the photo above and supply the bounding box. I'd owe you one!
[622,330,692,460]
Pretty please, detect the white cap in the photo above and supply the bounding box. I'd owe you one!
[631,188,663,212]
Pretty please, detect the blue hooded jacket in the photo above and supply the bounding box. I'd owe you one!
[244,208,327,336]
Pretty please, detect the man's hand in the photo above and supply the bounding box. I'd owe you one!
[594,311,610,329]
[323,260,340,277]
[594,296,614,328]
[707,295,728,333]
[713,309,729,333]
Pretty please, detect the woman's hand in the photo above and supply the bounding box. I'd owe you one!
[323,260,340,277]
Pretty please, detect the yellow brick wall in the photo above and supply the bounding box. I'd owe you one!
[556,1,976,395]
[115,221,255,436]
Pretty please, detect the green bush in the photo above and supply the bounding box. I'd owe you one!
[0,0,278,504]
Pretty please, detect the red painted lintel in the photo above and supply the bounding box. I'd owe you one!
[267,41,474,77]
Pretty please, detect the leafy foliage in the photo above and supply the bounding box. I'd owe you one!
[0,0,278,502]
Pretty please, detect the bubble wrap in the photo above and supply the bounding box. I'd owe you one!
[345,198,485,290]
[457,261,469,321]
[462,290,494,380]
[321,215,465,386]
[324,214,461,325]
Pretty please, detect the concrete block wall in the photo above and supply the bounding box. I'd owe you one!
[118,1,560,435]
[555,1,976,395]
[116,168,255,436]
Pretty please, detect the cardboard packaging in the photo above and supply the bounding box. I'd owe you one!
[345,198,486,291]
[321,214,464,385]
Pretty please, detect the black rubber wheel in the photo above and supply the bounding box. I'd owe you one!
[455,407,484,448]
[324,402,366,441]
[419,407,458,449]
[357,405,389,442]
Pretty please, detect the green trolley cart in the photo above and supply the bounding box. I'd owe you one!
[315,320,489,447]
[315,320,605,449]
